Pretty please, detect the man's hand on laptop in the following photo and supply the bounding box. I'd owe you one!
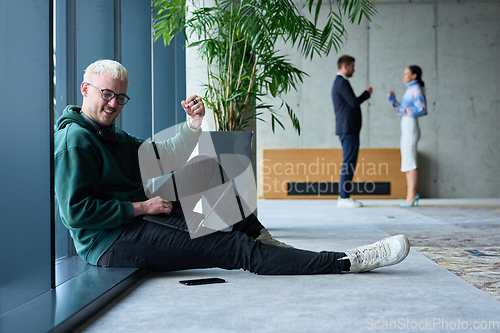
[132,196,172,217]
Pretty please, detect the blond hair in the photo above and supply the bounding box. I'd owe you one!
[83,59,130,86]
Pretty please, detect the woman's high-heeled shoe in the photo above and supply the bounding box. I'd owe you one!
[400,193,420,207]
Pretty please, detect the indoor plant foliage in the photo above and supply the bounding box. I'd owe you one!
[152,0,377,134]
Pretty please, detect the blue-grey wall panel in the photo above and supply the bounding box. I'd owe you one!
[153,34,186,134]
[120,0,153,140]
[0,0,54,314]
[76,0,115,107]
[153,37,177,133]
[55,0,76,116]
[175,34,187,122]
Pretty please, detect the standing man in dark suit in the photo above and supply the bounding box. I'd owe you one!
[331,55,372,208]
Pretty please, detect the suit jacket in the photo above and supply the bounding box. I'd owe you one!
[331,75,371,135]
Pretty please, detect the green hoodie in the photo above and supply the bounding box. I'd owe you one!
[54,105,201,265]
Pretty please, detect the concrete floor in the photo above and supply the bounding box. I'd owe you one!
[75,199,500,332]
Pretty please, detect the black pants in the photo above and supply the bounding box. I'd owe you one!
[98,215,345,274]
[99,155,345,274]
[338,133,360,198]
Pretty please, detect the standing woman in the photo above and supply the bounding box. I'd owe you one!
[388,65,427,206]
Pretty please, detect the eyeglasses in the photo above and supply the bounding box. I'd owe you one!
[86,82,130,105]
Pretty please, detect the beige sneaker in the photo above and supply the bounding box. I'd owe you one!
[340,235,410,273]
[337,197,363,208]
[256,229,294,248]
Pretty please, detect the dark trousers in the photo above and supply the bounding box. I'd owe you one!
[98,155,345,275]
[338,133,360,198]
[98,215,344,275]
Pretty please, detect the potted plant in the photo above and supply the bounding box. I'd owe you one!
[152,0,377,136]
[152,0,376,211]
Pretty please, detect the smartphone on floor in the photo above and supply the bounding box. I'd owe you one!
[179,278,226,286]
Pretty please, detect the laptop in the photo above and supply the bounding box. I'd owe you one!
[143,180,234,236]
[143,201,193,232]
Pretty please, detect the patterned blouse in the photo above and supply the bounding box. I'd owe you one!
[388,80,427,117]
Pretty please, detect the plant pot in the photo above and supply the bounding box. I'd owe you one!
[198,131,256,215]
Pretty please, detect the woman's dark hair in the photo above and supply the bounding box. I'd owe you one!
[409,65,424,87]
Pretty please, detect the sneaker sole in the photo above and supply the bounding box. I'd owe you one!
[389,234,411,267]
